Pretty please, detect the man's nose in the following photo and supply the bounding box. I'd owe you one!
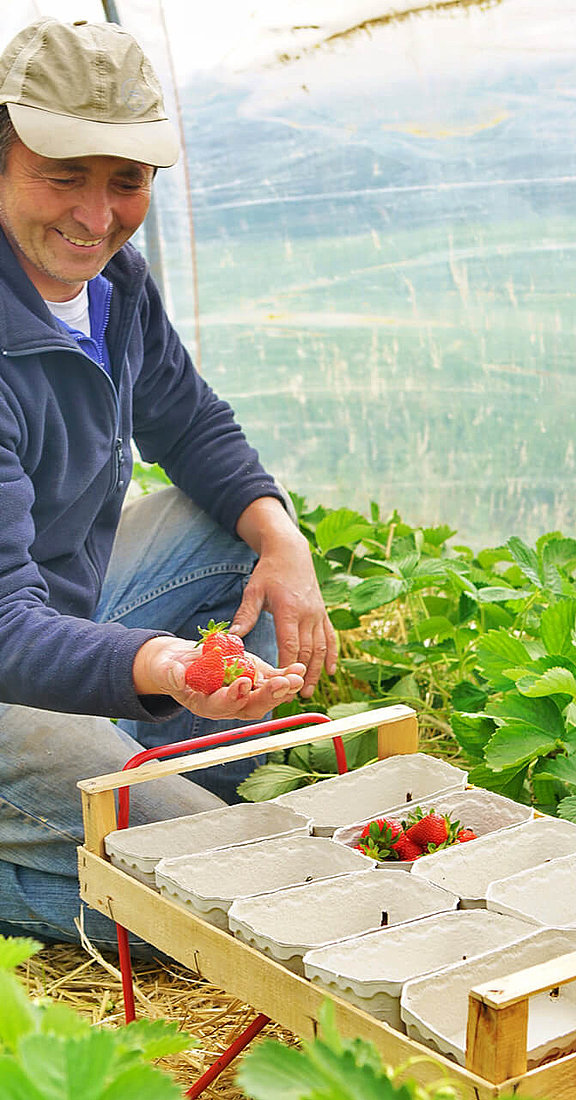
[71,190,114,237]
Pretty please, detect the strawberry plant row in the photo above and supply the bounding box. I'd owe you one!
[239,495,576,822]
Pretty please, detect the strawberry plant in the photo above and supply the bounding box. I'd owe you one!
[0,936,193,1100]
[239,498,576,819]
[236,998,460,1100]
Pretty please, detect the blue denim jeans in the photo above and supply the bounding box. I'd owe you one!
[0,487,276,951]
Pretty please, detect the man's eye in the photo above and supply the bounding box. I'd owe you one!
[48,177,77,186]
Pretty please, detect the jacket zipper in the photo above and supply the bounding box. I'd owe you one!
[2,341,124,496]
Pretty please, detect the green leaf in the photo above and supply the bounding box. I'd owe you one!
[476,630,533,688]
[315,510,373,554]
[450,713,495,761]
[476,587,534,604]
[18,1032,114,1100]
[0,971,37,1050]
[539,755,576,786]
[99,1064,182,1100]
[119,1019,194,1060]
[506,536,542,587]
[557,796,576,823]
[237,764,313,802]
[451,682,488,712]
[487,693,567,738]
[540,600,576,657]
[409,617,455,643]
[0,1058,46,1100]
[468,762,529,801]
[326,702,372,721]
[484,722,559,771]
[515,667,576,698]
[422,524,457,547]
[37,1002,89,1040]
[329,609,361,631]
[236,1040,327,1099]
[349,577,405,615]
[0,937,42,972]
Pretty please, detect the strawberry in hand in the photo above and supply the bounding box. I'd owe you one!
[185,646,226,694]
[198,619,245,658]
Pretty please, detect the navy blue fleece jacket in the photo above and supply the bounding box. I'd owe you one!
[0,229,283,719]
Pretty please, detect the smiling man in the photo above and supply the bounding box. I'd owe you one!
[0,18,337,951]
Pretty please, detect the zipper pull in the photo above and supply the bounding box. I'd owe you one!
[115,437,124,490]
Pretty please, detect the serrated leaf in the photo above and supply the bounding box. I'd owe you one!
[468,762,529,800]
[476,630,533,688]
[321,579,355,606]
[350,577,405,615]
[38,1002,89,1040]
[99,1064,182,1100]
[329,609,360,631]
[236,1040,327,1099]
[409,617,455,643]
[0,937,42,972]
[0,1058,46,1100]
[450,713,495,761]
[506,536,542,587]
[476,587,534,604]
[18,1032,114,1100]
[487,693,567,738]
[451,682,488,713]
[542,537,576,570]
[237,764,313,802]
[315,511,373,554]
[557,796,576,823]
[119,1018,194,1060]
[422,524,457,547]
[515,666,576,698]
[0,971,37,1050]
[484,722,558,771]
[538,755,576,786]
[326,702,372,721]
[540,600,576,657]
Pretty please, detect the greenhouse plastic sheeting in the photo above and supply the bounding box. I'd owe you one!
[4,1,576,546]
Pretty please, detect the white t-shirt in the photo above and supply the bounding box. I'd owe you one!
[45,284,90,336]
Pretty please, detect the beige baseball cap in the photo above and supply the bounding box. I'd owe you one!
[0,18,179,168]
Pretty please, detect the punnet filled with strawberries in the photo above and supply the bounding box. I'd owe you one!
[355,807,477,863]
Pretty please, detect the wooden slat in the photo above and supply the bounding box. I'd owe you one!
[81,788,117,857]
[77,848,502,1100]
[78,705,416,795]
[378,713,419,757]
[466,951,576,1084]
[467,997,528,1083]
[470,951,576,1009]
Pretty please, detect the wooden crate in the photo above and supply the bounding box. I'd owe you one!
[77,704,576,1099]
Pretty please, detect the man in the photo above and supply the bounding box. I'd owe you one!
[0,18,337,950]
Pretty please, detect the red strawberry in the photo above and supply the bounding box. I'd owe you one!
[223,653,258,688]
[392,833,424,862]
[185,647,225,694]
[359,817,402,842]
[199,619,245,657]
[457,827,478,843]
[405,812,449,851]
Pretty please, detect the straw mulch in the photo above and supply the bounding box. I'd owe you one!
[19,937,299,1098]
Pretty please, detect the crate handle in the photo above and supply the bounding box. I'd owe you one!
[466,948,576,1083]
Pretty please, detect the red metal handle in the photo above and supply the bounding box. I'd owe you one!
[117,711,347,830]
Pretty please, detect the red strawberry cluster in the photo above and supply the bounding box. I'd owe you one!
[355,807,477,863]
[184,620,258,695]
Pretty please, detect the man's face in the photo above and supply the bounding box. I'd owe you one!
[0,139,154,300]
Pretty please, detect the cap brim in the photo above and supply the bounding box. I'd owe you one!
[8,103,180,168]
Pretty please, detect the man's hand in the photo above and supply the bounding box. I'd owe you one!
[133,636,305,719]
[232,497,338,699]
